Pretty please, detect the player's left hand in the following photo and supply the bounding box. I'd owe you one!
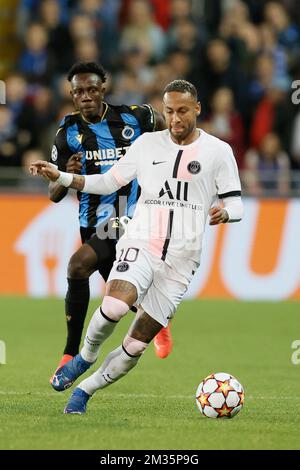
[29,161,60,181]
[209,206,229,225]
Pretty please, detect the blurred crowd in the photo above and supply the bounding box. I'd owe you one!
[1,0,300,196]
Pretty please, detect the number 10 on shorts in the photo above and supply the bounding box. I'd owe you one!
[118,247,139,263]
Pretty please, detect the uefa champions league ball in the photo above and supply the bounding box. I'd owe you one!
[196,372,244,418]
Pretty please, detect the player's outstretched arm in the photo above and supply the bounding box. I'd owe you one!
[30,160,123,195]
[30,160,86,190]
[30,140,138,195]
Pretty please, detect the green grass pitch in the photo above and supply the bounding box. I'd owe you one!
[1,296,300,450]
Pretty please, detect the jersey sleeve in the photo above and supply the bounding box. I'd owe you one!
[130,104,155,133]
[110,136,140,185]
[215,144,242,199]
[49,126,73,171]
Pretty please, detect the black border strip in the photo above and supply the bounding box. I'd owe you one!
[172,150,183,178]
[100,307,118,323]
[218,190,241,199]
[161,210,174,261]
[122,344,141,358]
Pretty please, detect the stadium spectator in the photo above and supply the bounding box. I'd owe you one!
[243,132,291,196]
[3,74,37,161]
[259,23,290,84]
[68,13,95,43]
[250,74,289,149]
[73,37,100,64]
[167,50,193,80]
[18,22,54,87]
[17,0,70,36]
[74,0,121,69]
[167,17,206,57]
[264,1,300,59]
[38,0,73,73]
[120,0,167,62]
[0,107,22,166]
[200,38,248,117]
[203,87,245,168]
[30,86,56,155]
[150,62,177,95]
[115,46,155,99]
[6,73,35,134]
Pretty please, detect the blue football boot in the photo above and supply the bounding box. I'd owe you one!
[51,354,93,391]
[64,387,91,414]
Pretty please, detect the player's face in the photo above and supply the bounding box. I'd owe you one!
[163,91,201,144]
[70,73,105,122]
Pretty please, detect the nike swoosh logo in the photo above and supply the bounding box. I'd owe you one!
[153,161,166,165]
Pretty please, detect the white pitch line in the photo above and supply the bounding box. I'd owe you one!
[1,391,300,400]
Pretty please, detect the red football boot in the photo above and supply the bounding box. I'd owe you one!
[49,354,73,385]
[153,324,173,359]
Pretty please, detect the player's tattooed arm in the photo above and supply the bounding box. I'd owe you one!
[69,174,85,191]
[48,180,68,203]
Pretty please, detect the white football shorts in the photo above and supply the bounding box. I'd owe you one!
[107,240,199,326]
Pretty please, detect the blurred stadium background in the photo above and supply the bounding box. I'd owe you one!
[0,0,300,300]
[1,0,300,451]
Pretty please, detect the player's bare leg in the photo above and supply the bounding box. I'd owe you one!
[50,243,101,386]
[135,304,172,359]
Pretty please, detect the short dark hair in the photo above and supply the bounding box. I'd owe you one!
[164,80,198,100]
[67,62,107,83]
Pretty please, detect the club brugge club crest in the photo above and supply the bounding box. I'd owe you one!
[116,262,129,272]
[122,125,135,140]
[187,160,201,174]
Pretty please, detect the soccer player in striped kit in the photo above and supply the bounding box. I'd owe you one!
[31,79,243,414]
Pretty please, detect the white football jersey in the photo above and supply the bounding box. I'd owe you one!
[110,129,241,263]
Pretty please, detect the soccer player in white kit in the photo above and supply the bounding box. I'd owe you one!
[30,80,244,414]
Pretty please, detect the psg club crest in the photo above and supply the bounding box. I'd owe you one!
[187,160,201,174]
[116,262,129,272]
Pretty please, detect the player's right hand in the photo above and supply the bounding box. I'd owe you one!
[66,153,83,173]
[29,161,60,181]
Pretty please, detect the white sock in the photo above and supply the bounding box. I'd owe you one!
[80,307,117,363]
[78,346,141,395]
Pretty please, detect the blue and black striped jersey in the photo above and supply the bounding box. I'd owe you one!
[50,103,155,229]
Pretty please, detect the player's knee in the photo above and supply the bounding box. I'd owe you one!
[68,258,87,278]
[68,252,93,278]
[101,296,130,322]
[122,334,149,357]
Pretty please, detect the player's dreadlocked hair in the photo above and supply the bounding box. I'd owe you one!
[164,80,198,100]
[67,62,107,83]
